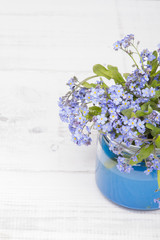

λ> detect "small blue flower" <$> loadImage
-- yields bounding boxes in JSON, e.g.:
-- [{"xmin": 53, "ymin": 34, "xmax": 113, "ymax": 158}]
[
  {"xmin": 76, "ymin": 114, "xmax": 86, "ymax": 124},
  {"xmin": 102, "ymin": 122, "xmax": 113, "ymax": 132},
  {"xmin": 121, "ymin": 125, "xmax": 130, "ymax": 135},
  {"xmin": 129, "ymin": 83, "xmax": 136, "ymax": 91},
  {"xmin": 142, "ymin": 74, "xmax": 149, "ymax": 82},
  {"xmin": 112, "ymin": 96, "xmax": 122, "ymax": 105},
  {"xmin": 155, "ymin": 114, "xmax": 160, "ymax": 124},
  {"xmin": 113, "ymin": 41, "xmax": 121, "ymax": 50},
  {"xmin": 67, "ymin": 78, "xmax": 75, "ymax": 89},
  {"xmin": 122, "ymin": 116, "xmax": 129, "ymax": 125},
  {"xmin": 115, "ymin": 86, "xmax": 124, "ymax": 96},
  {"xmin": 144, "ymin": 167, "xmax": 153, "ymax": 175},
  {"xmin": 81, "ymin": 107, "xmax": 89, "ymax": 116},
  {"xmin": 142, "ymin": 88, "xmax": 150, "ymax": 98},
  {"xmin": 94, "ymin": 122, "xmax": 102, "ymax": 131},
  {"xmin": 131, "ymin": 155, "xmax": 138, "ymax": 162},
  {"xmin": 149, "ymin": 87, "xmax": 155, "ymax": 97},
  {"xmin": 110, "ymin": 113, "xmax": 118, "ymax": 121},
  {"xmin": 128, "ymin": 118, "xmax": 137, "ymax": 128},
  {"xmin": 154, "ymin": 198, "xmax": 160, "ymax": 208},
  {"xmin": 124, "ymin": 165, "xmax": 132, "ymax": 173},
  {"xmin": 147, "ymin": 53, "xmax": 156, "ymax": 62},
  {"xmin": 97, "ymin": 114, "xmax": 107, "ymax": 124},
  {"xmin": 108, "ymin": 108, "xmax": 117, "ymax": 114},
  {"xmin": 152, "ymin": 158, "xmax": 160, "ymax": 170},
  {"xmin": 126, "ymin": 93, "xmax": 133, "ymax": 100}
]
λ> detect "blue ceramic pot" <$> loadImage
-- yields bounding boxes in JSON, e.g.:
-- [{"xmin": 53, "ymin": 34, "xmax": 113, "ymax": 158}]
[{"xmin": 96, "ymin": 134, "xmax": 160, "ymax": 210}]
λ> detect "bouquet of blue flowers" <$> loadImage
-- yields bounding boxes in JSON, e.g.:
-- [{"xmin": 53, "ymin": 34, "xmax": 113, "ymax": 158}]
[{"xmin": 59, "ymin": 34, "xmax": 160, "ymax": 180}]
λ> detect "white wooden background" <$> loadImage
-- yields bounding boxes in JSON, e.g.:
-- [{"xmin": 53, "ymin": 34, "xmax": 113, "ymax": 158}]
[{"xmin": 0, "ymin": 0, "xmax": 160, "ymax": 239}]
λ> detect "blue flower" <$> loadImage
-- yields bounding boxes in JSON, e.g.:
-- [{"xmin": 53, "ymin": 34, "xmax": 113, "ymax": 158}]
[
  {"xmin": 142, "ymin": 88, "xmax": 150, "ymax": 98},
  {"xmin": 122, "ymin": 116, "xmax": 129, "ymax": 125},
  {"xmin": 102, "ymin": 123, "xmax": 113, "ymax": 132},
  {"xmin": 85, "ymin": 92, "xmax": 93, "ymax": 102},
  {"xmin": 144, "ymin": 167, "xmax": 153, "ymax": 175},
  {"xmin": 142, "ymin": 74, "xmax": 149, "ymax": 82},
  {"xmin": 154, "ymin": 198, "xmax": 160, "ymax": 208},
  {"xmin": 149, "ymin": 87, "xmax": 155, "ymax": 97},
  {"xmin": 121, "ymin": 125, "xmax": 130, "ymax": 135},
  {"xmin": 110, "ymin": 113, "xmax": 118, "ymax": 122},
  {"xmin": 136, "ymin": 119, "xmax": 146, "ymax": 133},
  {"xmin": 155, "ymin": 114, "xmax": 160, "ymax": 124},
  {"xmin": 81, "ymin": 107, "xmax": 89, "ymax": 116},
  {"xmin": 112, "ymin": 96, "xmax": 122, "ymax": 105},
  {"xmin": 76, "ymin": 114, "xmax": 86, "ymax": 124},
  {"xmin": 147, "ymin": 53, "xmax": 156, "ymax": 62},
  {"xmin": 97, "ymin": 114, "xmax": 107, "ymax": 124},
  {"xmin": 128, "ymin": 118, "xmax": 137, "ymax": 128},
  {"xmin": 94, "ymin": 122, "xmax": 102, "ymax": 131},
  {"xmin": 108, "ymin": 108, "xmax": 116, "ymax": 114},
  {"xmin": 152, "ymin": 158, "xmax": 160, "ymax": 170},
  {"xmin": 115, "ymin": 85, "xmax": 124, "ymax": 96},
  {"xmin": 67, "ymin": 78, "xmax": 76, "ymax": 89},
  {"xmin": 131, "ymin": 155, "xmax": 138, "ymax": 162},
  {"xmin": 113, "ymin": 41, "xmax": 121, "ymax": 50},
  {"xmin": 129, "ymin": 83, "xmax": 136, "ymax": 91}
]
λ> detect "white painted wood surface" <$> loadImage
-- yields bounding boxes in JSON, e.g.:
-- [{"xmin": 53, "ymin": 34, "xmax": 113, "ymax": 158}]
[{"xmin": 0, "ymin": 0, "xmax": 160, "ymax": 239}]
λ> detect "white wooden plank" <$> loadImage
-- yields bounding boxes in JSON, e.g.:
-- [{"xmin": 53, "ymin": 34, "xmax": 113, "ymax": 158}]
[{"xmin": 0, "ymin": 172, "xmax": 158, "ymax": 240}]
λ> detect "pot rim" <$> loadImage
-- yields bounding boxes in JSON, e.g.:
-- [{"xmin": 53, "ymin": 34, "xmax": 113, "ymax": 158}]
[{"xmin": 103, "ymin": 134, "xmax": 160, "ymax": 156}]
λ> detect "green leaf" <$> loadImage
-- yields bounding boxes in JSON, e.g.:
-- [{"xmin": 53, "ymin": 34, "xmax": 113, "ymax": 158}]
[
  {"xmin": 129, "ymin": 155, "xmax": 144, "ymax": 166},
  {"xmin": 93, "ymin": 64, "xmax": 112, "ymax": 79},
  {"xmin": 123, "ymin": 73, "xmax": 130, "ymax": 79},
  {"xmin": 121, "ymin": 108, "xmax": 134, "ymax": 119},
  {"xmin": 136, "ymin": 105, "xmax": 152, "ymax": 117},
  {"xmin": 137, "ymin": 144, "xmax": 154, "ymax": 162},
  {"xmin": 93, "ymin": 64, "xmax": 125, "ymax": 86},
  {"xmin": 131, "ymin": 112, "xmax": 137, "ymax": 118},
  {"xmin": 140, "ymin": 101, "xmax": 159, "ymax": 111},
  {"xmin": 88, "ymin": 106, "xmax": 101, "ymax": 116},
  {"xmin": 129, "ymin": 144, "xmax": 154, "ymax": 166},
  {"xmin": 151, "ymin": 90, "xmax": 160, "ymax": 101},
  {"xmin": 81, "ymin": 82, "xmax": 96, "ymax": 88},
  {"xmin": 150, "ymin": 51, "xmax": 159, "ymax": 76},
  {"xmin": 151, "ymin": 70, "xmax": 160, "ymax": 78},
  {"xmin": 150, "ymin": 80, "xmax": 160, "ymax": 88},
  {"xmin": 155, "ymin": 135, "xmax": 160, "ymax": 148},
  {"xmin": 146, "ymin": 123, "xmax": 160, "ymax": 137},
  {"xmin": 107, "ymin": 65, "xmax": 125, "ymax": 86}
]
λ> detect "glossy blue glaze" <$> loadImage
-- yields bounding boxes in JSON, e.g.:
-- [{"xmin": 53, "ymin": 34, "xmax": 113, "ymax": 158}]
[{"xmin": 95, "ymin": 135, "xmax": 160, "ymax": 210}]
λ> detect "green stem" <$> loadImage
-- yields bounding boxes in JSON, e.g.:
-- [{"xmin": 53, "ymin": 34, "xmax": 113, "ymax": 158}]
[
  {"xmin": 131, "ymin": 43, "xmax": 145, "ymax": 70},
  {"xmin": 78, "ymin": 75, "xmax": 98, "ymax": 88},
  {"xmin": 67, "ymin": 75, "xmax": 98, "ymax": 99},
  {"xmin": 121, "ymin": 48, "xmax": 139, "ymax": 69},
  {"xmin": 135, "ymin": 137, "xmax": 155, "ymax": 142}
]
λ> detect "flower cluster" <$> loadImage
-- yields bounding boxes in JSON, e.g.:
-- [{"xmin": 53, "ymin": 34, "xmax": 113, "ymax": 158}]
[{"xmin": 59, "ymin": 34, "xmax": 160, "ymax": 180}]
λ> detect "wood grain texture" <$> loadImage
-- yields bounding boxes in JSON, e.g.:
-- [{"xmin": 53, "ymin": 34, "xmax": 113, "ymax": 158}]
[{"xmin": 0, "ymin": 0, "xmax": 160, "ymax": 239}]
